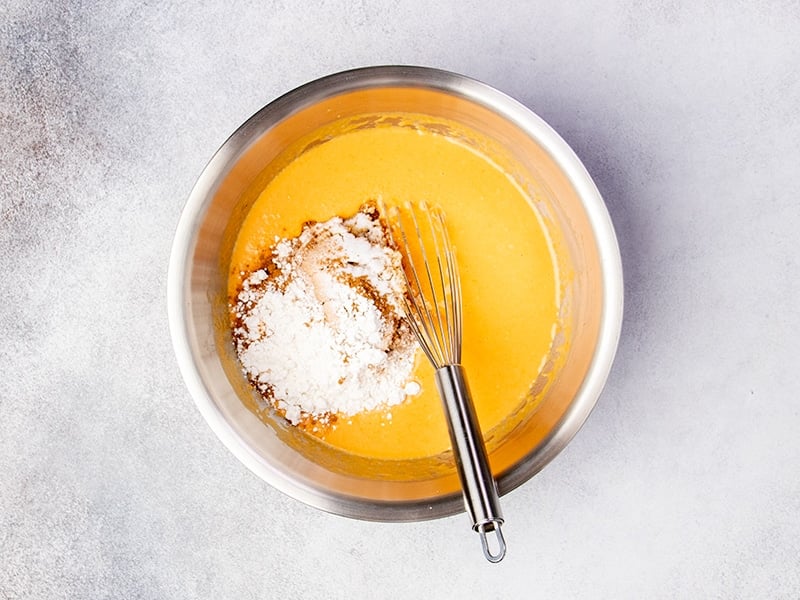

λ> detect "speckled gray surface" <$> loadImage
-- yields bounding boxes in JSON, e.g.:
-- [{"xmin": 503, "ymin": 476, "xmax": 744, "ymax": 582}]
[{"xmin": 2, "ymin": 2, "xmax": 799, "ymax": 598}]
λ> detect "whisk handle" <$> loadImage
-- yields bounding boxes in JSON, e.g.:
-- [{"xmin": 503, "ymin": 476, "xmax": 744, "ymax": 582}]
[{"xmin": 435, "ymin": 364, "xmax": 506, "ymax": 563}]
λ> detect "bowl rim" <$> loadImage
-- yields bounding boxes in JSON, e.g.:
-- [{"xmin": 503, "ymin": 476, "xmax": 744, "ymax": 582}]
[{"xmin": 167, "ymin": 65, "xmax": 624, "ymax": 521}]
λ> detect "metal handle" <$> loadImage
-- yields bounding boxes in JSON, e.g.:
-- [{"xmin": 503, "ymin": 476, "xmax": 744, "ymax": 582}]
[{"xmin": 434, "ymin": 364, "xmax": 506, "ymax": 563}]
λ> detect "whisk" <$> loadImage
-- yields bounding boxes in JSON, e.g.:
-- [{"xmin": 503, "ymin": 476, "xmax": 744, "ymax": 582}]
[{"xmin": 387, "ymin": 201, "xmax": 506, "ymax": 563}]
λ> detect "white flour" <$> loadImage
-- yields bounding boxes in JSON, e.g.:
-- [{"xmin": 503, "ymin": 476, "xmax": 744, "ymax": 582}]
[{"xmin": 231, "ymin": 203, "xmax": 417, "ymax": 426}]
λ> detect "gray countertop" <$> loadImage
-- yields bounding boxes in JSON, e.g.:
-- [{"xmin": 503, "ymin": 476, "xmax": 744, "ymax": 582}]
[{"xmin": 2, "ymin": 2, "xmax": 799, "ymax": 598}]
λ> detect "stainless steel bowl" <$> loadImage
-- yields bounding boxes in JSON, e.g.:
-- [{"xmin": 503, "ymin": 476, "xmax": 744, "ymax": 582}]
[{"xmin": 168, "ymin": 66, "xmax": 623, "ymax": 521}]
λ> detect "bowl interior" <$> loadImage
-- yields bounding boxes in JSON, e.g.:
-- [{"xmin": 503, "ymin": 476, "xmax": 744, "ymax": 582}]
[{"xmin": 170, "ymin": 68, "xmax": 621, "ymax": 521}]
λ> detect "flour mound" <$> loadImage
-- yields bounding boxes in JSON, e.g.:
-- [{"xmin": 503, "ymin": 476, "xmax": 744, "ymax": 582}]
[{"xmin": 231, "ymin": 202, "xmax": 416, "ymax": 426}]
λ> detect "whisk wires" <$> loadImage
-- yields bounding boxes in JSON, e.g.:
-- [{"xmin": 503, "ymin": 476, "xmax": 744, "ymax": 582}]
[{"xmin": 388, "ymin": 201, "xmax": 462, "ymax": 369}]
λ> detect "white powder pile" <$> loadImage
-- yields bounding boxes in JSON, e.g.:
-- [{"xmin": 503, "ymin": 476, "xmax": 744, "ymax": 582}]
[{"xmin": 231, "ymin": 202, "xmax": 418, "ymax": 427}]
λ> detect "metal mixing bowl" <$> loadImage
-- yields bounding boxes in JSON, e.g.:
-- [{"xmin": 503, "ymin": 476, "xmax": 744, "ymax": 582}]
[{"xmin": 168, "ymin": 66, "xmax": 623, "ymax": 521}]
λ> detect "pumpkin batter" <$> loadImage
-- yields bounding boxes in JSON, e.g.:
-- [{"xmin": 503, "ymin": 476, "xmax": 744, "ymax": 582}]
[{"xmin": 228, "ymin": 114, "xmax": 560, "ymax": 460}]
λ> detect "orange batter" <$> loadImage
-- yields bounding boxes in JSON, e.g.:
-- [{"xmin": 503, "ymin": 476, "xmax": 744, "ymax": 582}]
[{"xmin": 228, "ymin": 114, "xmax": 560, "ymax": 460}]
